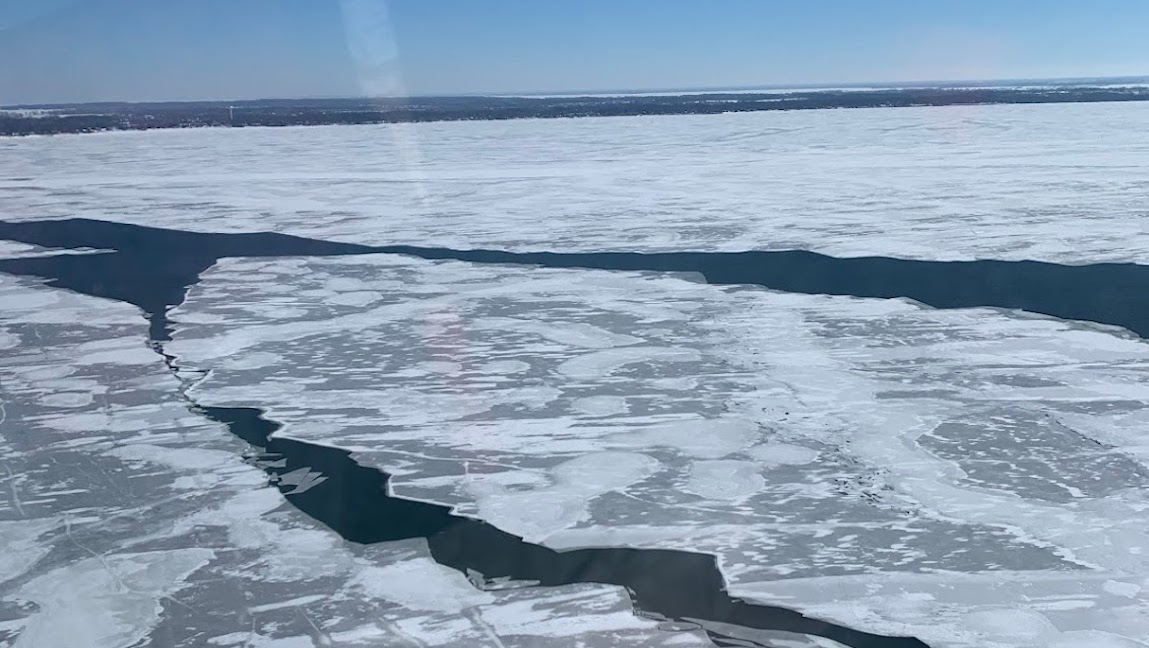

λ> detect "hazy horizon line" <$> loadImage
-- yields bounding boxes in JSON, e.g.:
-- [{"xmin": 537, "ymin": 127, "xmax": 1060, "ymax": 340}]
[{"xmin": 6, "ymin": 73, "xmax": 1148, "ymax": 109}]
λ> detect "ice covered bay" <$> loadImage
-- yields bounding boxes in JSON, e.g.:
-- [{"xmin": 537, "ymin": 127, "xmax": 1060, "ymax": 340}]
[
  {"xmin": 6, "ymin": 97, "xmax": 1149, "ymax": 646},
  {"xmin": 3, "ymin": 101, "xmax": 1149, "ymax": 263}
]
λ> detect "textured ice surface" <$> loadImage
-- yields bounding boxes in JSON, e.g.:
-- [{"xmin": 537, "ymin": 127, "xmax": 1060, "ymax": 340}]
[
  {"xmin": 3, "ymin": 102, "xmax": 1149, "ymax": 263},
  {"xmin": 0, "ymin": 275, "xmax": 711, "ymax": 647},
  {"xmin": 166, "ymin": 253, "xmax": 1149, "ymax": 647},
  {"xmin": 7, "ymin": 100, "xmax": 1149, "ymax": 646}
]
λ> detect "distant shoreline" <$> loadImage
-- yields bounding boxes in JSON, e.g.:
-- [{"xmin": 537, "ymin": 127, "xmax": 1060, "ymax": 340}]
[{"xmin": 3, "ymin": 85, "xmax": 1148, "ymax": 137}]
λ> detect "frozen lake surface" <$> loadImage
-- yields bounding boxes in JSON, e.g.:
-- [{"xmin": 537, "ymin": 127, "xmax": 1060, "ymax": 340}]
[
  {"xmin": 4, "ymin": 101, "xmax": 1149, "ymax": 647},
  {"xmin": 2, "ymin": 101, "xmax": 1149, "ymax": 263}
]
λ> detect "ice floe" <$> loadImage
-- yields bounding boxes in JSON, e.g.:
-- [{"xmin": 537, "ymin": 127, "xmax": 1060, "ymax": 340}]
[{"xmin": 163, "ymin": 252, "xmax": 1149, "ymax": 647}]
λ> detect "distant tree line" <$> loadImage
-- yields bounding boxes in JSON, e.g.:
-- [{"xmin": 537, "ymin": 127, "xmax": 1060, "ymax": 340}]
[{"xmin": 3, "ymin": 87, "xmax": 1148, "ymax": 136}]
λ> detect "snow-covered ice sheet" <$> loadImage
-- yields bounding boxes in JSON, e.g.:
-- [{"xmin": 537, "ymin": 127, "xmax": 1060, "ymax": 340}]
[
  {"xmin": 3, "ymin": 101, "xmax": 1149, "ymax": 263},
  {"xmin": 0, "ymin": 274, "xmax": 712, "ymax": 648},
  {"xmin": 7, "ymin": 98, "xmax": 1149, "ymax": 647},
  {"xmin": 165, "ymin": 253, "xmax": 1149, "ymax": 647}
]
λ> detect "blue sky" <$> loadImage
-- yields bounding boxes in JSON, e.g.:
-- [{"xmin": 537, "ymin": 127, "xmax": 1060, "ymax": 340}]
[{"xmin": 2, "ymin": 0, "xmax": 1149, "ymax": 104}]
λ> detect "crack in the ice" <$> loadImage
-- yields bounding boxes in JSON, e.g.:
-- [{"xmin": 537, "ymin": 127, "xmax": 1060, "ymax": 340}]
[
  {"xmin": 0, "ymin": 217, "xmax": 1026, "ymax": 647},
  {"xmin": 5, "ymin": 218, "xmax": 1149, "ymax": 337}
]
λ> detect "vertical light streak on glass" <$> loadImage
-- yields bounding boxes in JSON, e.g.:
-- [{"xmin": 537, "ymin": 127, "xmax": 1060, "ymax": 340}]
[{"xmin": 339, "ymin": 0, "xmax": 429, "ymax": 201}]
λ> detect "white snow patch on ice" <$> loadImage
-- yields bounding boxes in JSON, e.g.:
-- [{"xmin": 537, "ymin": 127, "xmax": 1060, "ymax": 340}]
[
  {"xmin": 745, "ymin": 443, "xmax": 820, "ymax": 466},
  {"xmin": 108, "ymin": 444, "xmax": 237, "ymax": 473},
  {"xmin": 478, "ymin": 359, "xmax": 531, "ymax": 374},
  {"xmin": 476, "ymin": 317, "xmax": 643, "ymax": 348},
  {"xmin": 38, "ymin": 391, "xmax": 94, "ymax": 408},
  {"xmin": 614, "ymin": 418, "xmax": 761, "ymax": 459},
  {"xmin": 0, "ymin": 519, "xmax": 57, "ymax": 585},
  {"xmin": 571, "ymin": 395, "xmax": 630, "ymax": 417},
  {"xmin": 351, "ymin": 557, "xmax": 495, "ymax": 613},
  {"xmin": 326, "ymin": 291, "xmax": 380, "ymax": 307},
  {"xmin": 13, "ymin": 550, "xmax": 213, "ymax": 648},
  {"xmin": 684, "ymin": 460, "xmax": 766, "ymax": 501},
  {"xmin": 478, "ymin": 587, "xmax": 663, "ymax": 638},
  {"xmin": 557, "ymin": 346, "xmax": 701, "ymax": 379},
  {"xmin": 0, "ymin": 330, "xmax": 18, "ymax": 350},
  {"xmin": 468, "ymin": 452, "xmax": 660, "ymax": 542}
]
